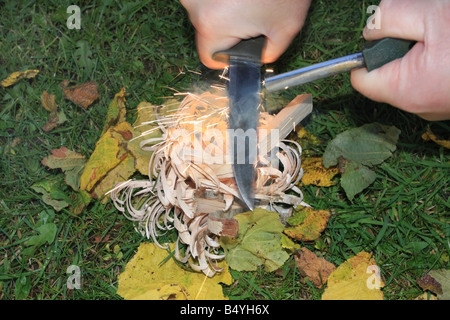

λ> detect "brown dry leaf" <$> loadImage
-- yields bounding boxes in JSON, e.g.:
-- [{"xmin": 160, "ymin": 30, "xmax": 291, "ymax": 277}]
[
  {"xmin": 422, "ymin": 126, "xmax": 450, "ymax": 149},
  {"xmin": 117, "ymin": 242, "xmax": 233, "ymax": 300},
  {"xmin": 40, "ymin": 91, "xmax": 66, "ymax": 132},
  {"xmin": 322, "ymin": 251, "xmax": 384, "ymax": 300},
  {"xmin": 284, "ymin": 206, "xmax": 331, "ymax": 241},
  {"xmin": 41, "ymin": 90, "xmax": 57, "ymax": 113},
  {"xmin": 294, "ymin": 247, "xmax": 336, "ymax": 288},
  {"xmin": 301, "ymin": 157, "xmax": 339, "ymax": 187},
  {"xmin": 417, "ymin": 274, "xmax": 443, "ymax": 295},
  {"xmin": 62, "ymin": 80, "xmax": 99, "ymax": 109},
  {"xmin": 1, "ymin": 69, "xmax": 39, "ymax": 87}
]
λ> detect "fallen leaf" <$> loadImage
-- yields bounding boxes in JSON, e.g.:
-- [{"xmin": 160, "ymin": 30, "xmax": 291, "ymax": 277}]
[
  {"xmin": 417, "ymin": 274, "xmax": 443, "ymax": 295},
  {"xmin": 339, "ymin": 159, "xmax": 377, "ymax": 201},
  {"xmin": 91, "ymin": 152, "xmax": 135, "ymax": 200},
  {"xmin": 126, "ymin": 101, "xmax": 164, "ymax": 176},
  {"xmin": 422, "ymin": 126, "xmax": 450, "ymax": 149},
  {"xmin": 80, "ymin": 126, "xmax": 123, "ymax": 192},
  {"xmin": 220, "ymin": 209, "xmax": 289, "ymax": 272},
  {"xmin": 62, "ymin": 80, "xmax": 99, "ymax": 109},
  {"xmin": 414, "ymin": 292, "xmax": 438, "ymax": 300},
  {"xmin": 300, "ymin": 157, "xmax": 339, "ymax": 187},
  {"xmin": 117, "ymin": 242, "xmax": 233, "ymax": 300},
  {"xmin": 80, "ymin": 122, "xmax": 136, "ymax": 198},
  {"xmin": 294, "ymin": 247, "xmax": 336, "ymax": 288},
  {"xmin": 420, "ymin": 270, "xmax": 450, "ymax": 300},
  {"xmin": 41, "ymin": 147, "xmax": 87, "ymax": 191},
  {"xmin": 40, "ymin": 90, "xmax": 57, "ymax": 113},
  {"xmin": 69, "ymin": 190, "xmax": 92, "ymax": 215},
  {"xmin": 296, "ymin": 125, "xmax": 322, "ymax": 151},
  {"xmin": 323, "ymin": 123, "xmax": 400, "ymax": 168},
  {"xmin": 40, "ymin": 91, "xmax": 67, "ymax": 132},
  {"xmin": 1, "ymin": 69, "xmax": 39, "ymax": 87},
  {"xmin": 284, "ymin": 206, "xmax": 331, "ymax": 242},
  {"xmin": 322, "ymin": 251, "xmax": 384, "ymax": 300},
  {"xmin": 93, "ymin": 234, "xmax": 111, "ymax": 243},
  {"xmin": 31, "ymin": 179, "xmax": 70, "ymax": 212},
  {"xmin": 101, "ymin": 87, "xmax": 127, "ymax": 135},
  {"xmin": 280, "ymin": 233, "xmax": 301, "ymax": 253},
  {"xmin": 24, "ymin": 223, "xmax": 57, "ymax": 247}
]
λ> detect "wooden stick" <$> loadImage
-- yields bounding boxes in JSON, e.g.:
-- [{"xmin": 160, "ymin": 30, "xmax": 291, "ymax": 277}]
[{"xmin": 258, "ymin": 94, "xmax": 312, "ymax": 154}]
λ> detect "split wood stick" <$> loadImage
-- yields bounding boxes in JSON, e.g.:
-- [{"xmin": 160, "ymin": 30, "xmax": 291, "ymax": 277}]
[{"xmin": 258, "ymin": 94, "xmax": 312, "ymax": 154}]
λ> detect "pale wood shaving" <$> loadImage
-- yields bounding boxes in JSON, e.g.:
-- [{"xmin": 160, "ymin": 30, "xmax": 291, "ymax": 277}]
[{"xmin": 111, "ymin": 92, "xmax": 312, "ymax": 276}]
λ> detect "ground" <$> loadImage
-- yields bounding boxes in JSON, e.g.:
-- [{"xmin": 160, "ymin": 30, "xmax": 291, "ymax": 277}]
[{"xmin": 0, "ymin": 0, "xmax": 449, "ymax": 300}]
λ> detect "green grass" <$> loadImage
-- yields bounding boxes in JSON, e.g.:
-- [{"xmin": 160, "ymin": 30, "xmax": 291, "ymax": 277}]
[{"xmin": 1, "ymin": 0, "xmax": 449, "ymax": 300}]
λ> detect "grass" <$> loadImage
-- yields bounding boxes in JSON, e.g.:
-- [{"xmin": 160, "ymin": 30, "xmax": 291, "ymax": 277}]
[{"xmin": 1, "ymin": 0, "xmax": 449, "ymax": 300}]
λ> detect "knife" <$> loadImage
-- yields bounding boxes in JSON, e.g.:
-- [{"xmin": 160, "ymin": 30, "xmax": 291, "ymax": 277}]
[
  {"xmin": 213, "ymin": 36, "xmax": 266, "ymax": 211},
  {"xmin": 212, "ymin": 37, "xmax": 413, "ymax": 211},
  {"xmin": 265, "ymin": 37, "xmax": 416, "ymax": 92}
]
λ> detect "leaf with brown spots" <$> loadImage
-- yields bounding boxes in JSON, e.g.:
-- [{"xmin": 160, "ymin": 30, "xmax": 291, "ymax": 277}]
[
  {"xmin": 284, "ymin": 206, "xmax": 331, "ymax": 242},
  {"xmin": 80, "ymin": 122, "xmax": 136, "ymax": 198},
  {"xmin": 300, "ymin": 157, "xmax": 339, "ymax": 187},
  {"xmin": 41, "ymin": 146, "xmax": 87, "ymax": 191},
  {"xmin": 1, "ymin": 69, "xmax": 39, "ymax": 87}
]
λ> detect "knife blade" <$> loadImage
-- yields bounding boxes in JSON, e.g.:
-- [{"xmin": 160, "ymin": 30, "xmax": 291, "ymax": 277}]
[{"xmin": 213, "ymin": 36, "xmax": 266, "ymax": 210}]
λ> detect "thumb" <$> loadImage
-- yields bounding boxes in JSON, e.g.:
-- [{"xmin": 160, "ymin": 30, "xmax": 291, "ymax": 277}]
[{"xmin": 351, "ymin": 41, "xmax": 427, "ymax": 114}]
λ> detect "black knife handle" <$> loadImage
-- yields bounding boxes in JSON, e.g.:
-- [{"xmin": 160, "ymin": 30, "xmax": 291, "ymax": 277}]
[
  {"xmin": 363, "ymin": 37, "xmax": 416, "ymax": 72},
  {"xmin": 213, "ymin": 35, "xmax": 266, "ymax": 64}
]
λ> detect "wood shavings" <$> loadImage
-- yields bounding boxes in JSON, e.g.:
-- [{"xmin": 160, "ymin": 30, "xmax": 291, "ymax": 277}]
[{"xmin": 111, "ymin": 92, "xmax": 312, "ymax": 276}]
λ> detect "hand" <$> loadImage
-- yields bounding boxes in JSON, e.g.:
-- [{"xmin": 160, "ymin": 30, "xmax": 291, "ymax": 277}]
[
  {"xmin": 180, "ymin": 0, "xmax": 311, "ymax": 69},
  {"xmin": 351, "ymin": 0, "xmax": 450, "ymax": 121}
]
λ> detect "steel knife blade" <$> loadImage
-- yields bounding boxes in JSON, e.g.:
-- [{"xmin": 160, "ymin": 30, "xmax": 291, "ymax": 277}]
[{"xmin": 213, "ymin": 36, "xmax": 265, "ymax": 210}]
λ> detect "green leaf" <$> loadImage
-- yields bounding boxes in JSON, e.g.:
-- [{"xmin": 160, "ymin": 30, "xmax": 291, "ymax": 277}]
[
  {"xmin": 74, "ymin": 40, "xmax": 94, "ymax": 78},
  {"xmin": 69, "ymin": 190, "xmax": 92, "ymax": 215},
  {"xmin": 41, "ymin": 147, "xmax": 87, "ymax": 191},
  {"xmin": 31, "ymin": 179, "xmax": 70, "ymax": 211},
  {"xmin": 14, "ymin": 276, "xmax": 31, "ymax": 300},
  {"xmin": 24, "ymin": 223, "xmax": 57, "ymax": 247},
  {"xmin": 220, "ymin": 209, "xmax": 289, "ymax": 272},
  {"xmin": 323, "ymin": 123, "xmax": 400, "ymax": 168},
  {"xmin": 340, "ymin": 160, "xmax": 377, "ymax": 200}
]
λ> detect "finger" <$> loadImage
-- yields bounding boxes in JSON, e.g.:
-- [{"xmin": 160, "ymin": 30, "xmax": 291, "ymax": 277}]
[
  {"xmin": 350, "ymin": 42, "xmax": 425, "ymax": 111},
  {"xmin": 363, "ymin": 0, "xmax": 427, "ymax": 41},
  {"xmin": 262, "ymin": 28, "xmax": 299, "ymax": 64},
  {"xmin": 195, "ymin": 33, "xmax": 241, "ymax": 69}
]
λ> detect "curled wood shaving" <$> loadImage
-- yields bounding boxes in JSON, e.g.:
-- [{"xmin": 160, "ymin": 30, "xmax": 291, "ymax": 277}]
[{"xmin": 111, "ymin": 92, "xmax": 307, "ymax": 276}]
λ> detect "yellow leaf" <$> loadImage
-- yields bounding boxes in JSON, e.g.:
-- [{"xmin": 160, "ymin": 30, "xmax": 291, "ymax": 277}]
[
  {"xmin": 1, "ymin": 69, "xmax": 39, "ymax": 87},
  {"xmin": 101, "ymin": 87, "xmax": 127, "ymax": 135},
  {"xmin": 284, "ymin": 206, "xmax": 331, "ymax": 241},
  {"xmin": 80, "ymin": 122, "xmax": 135, "ymax": 193},
  {"xmin": 296, "ymin": 125, "xmax": 322, "ymax": 153},
  {"xmin": 422, "ymin": 126, "xmax": 450, "ymax": 149},
  {"xmin": 322, "ymin": 251, "xmax": 384, "ymax": 300},
  {"xmin": 127, "ymin": 102, "xmax": 164, "ymax": 176},
  {"xmin": 301, "ymin": 157, "xmax": 339, "ymax": 187},
  {"xmin": 92, "ymin": 153, "xmax": 136, "ymax": 200},
  {"xmin": 117, "ymin": 242, "xmax": 233, "ymax": 300}
]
